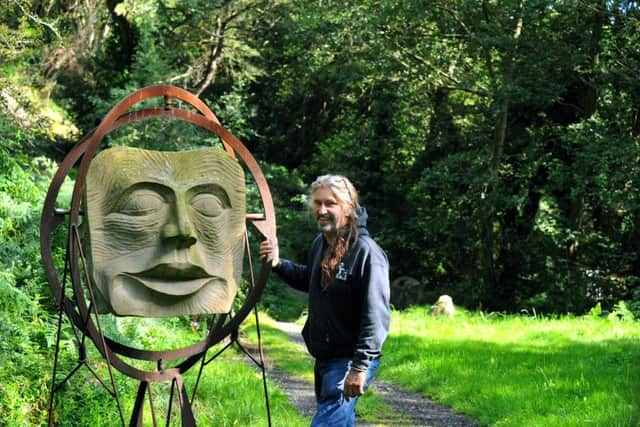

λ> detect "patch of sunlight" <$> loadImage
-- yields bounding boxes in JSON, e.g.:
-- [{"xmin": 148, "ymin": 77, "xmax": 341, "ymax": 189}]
[
  {"xmin": 30, "ymin": 90, "xmax": 80, "ymax": 140},
  {"xmin": 3, "ymin": 72, "xmax": 80, "ymax": 140}
]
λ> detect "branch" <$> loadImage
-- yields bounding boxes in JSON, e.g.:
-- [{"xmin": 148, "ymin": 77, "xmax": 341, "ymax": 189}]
[
  {"xmin": 165, "ymin": 67, "xmax": 194, "ymax": 83},
  {"xmin": 434, "ymin": 4, "xmax": 472, "ymax": 35},
  {"xmin": 481, "ymin": 0, "xmax": 495, "ymax": 81},
  {"xmin": 223, "ymin": 3, "xmax": 256, "ymax": 25},
  {"xmin": 392, "ymin": 38, "xmax": 489, "ymax": 96},
  {"xmin": 441, "ymin": 85, "xmax": 490, "ymax": 97},
  {"xmin": 12, "ymin": 0, "xmax": 61, "ymax": 39},
  {"xmin": 194, "ymin": 17, "xmax": 225, "ymax": 96},
  {"xmin": 193, "ymin": 0, "xmax": 267, "ymax": 95}
]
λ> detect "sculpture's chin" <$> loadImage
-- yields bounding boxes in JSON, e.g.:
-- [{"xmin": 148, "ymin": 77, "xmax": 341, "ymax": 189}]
[{"xmin": 106, "ymin": 275, "xmax": 236, "ymax": 317}]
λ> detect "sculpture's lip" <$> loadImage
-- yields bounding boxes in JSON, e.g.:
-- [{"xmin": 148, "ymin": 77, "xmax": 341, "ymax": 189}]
[
  {"xmin": 123, "ymin": 263, "xmax": 217, "ymax": 296},
  {"xmin": 134, "ymin": 263, "xmax": 211, "ymax": 280}
]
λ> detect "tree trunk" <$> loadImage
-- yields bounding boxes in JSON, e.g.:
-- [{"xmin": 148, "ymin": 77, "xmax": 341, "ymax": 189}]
[
  {"xmin": 478, "ymin": 0, "xmax": 523, "ymax": 307},
  {"xmin": 565, "ymin": 0, "xmax": 606, "ymax": 304},
  {"xmin": 105, "ymin": 0, "xmax": 138, "ymax": 72},
  {"xmin": 194, "ymin": 17, "xmax": 225, "ymax": 97}
]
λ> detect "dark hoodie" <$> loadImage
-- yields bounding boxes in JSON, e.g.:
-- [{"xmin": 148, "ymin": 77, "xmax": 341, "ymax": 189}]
[{"xmin": 274, "ymin": 207, "xmax": 390, "ymax": 371}]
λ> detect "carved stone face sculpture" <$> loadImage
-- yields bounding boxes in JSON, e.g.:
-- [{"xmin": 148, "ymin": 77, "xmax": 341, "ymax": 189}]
[{"xmin": 83, "ymin": 146, "xmax": 246, "ymax": 317}]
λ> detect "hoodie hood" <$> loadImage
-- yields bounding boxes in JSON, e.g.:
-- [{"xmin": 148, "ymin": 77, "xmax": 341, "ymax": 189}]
[{"xmin": 356, "ymin": 206, "xmax": 369, "ymax": 236}]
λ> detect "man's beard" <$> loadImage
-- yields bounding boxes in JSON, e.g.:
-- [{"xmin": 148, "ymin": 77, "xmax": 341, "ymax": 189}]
[{"xmin": 317, "ymin": 214, "xmax": 337, "ymax": 234}]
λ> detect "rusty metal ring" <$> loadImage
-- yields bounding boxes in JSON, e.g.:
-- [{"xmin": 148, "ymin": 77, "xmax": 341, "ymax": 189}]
[{"xmin": 40, "ymin": 85, "xmax": 276, "ymax": 381}]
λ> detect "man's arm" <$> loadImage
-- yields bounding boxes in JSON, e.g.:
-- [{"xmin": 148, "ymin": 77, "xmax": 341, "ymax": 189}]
[
  {"xmin": 351, "ymin": 248, "xmax": 391, "ymax": 372},
  {"xmin": 259, "ymin": 239, "xmax": 310, "ymax": 292},
  {"xmin": 343, "ymin": 251, "xmax": 390, "ymax": 399}
]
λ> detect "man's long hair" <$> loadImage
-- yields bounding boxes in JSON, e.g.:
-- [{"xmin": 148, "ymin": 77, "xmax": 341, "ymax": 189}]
[{"xmin": 310, "ymin": 175, "xmax": 360, "ymax": 287}]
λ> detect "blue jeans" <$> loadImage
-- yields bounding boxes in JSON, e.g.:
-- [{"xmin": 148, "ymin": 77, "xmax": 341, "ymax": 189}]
[{"xmin": 310, "ymin": 357, "xmax": 380, "ymax": 427}]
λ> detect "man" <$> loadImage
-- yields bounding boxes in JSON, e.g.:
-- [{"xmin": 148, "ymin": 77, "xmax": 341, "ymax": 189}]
[{"xmin": 259, "ymin": 175, "xmax": 390, "ymax": 426}]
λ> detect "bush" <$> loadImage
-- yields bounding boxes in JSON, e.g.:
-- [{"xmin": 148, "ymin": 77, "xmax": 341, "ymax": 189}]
[{"xmin": 0, "ymin": 116, "xmax": 62, "ymax": 425}]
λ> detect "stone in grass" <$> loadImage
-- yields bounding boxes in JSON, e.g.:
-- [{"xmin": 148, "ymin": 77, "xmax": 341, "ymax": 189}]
[{"xmin": 429, "ymin": 295, "xmax": 456, "ymax": 317}]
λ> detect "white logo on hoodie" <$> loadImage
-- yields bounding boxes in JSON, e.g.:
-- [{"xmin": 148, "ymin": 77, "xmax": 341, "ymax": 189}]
[{"xmin": 335, "ymin": 262, "xmax": 348, "ymax": 281}]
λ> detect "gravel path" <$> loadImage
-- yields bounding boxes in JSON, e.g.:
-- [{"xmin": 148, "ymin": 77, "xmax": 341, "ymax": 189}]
[{"xmin": 259, "ymin": 321, "xmax": 479, "ymax": 427}]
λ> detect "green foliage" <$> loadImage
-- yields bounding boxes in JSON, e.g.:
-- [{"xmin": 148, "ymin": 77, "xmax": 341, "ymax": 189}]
[
  {"xmin": 0, "ymin": 1, "xmax": 49, "ymax": 63},
  {"xmin": 250, "ymin": 162, "xmax": 311, "ymax": 321},
  {"xmin": 609, "ymin": 301, "xmax": 635, "ymax": 322},
  {"xmin": 250, "ymin": 0, "xmax": 640, "ymax": 314},
  {"xmin": 588, "ymin": 302, "xmax": 603, "ymax": 318},
  {"xmin": 0, "ymin": 116, "xmax": 61, "ymax": 425},
  {"xmin": 3, "ymin": 0, "xmax": 640, "ymax": 316}
]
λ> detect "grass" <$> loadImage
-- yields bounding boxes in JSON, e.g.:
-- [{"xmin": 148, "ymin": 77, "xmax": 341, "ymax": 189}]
[
  {"xmin": 381, "ymin": 307, "xmax": 640, "ymax": 427},
  {"xmin": 186, "ymin": 350, "xmax": 306, "ymax": 427}
]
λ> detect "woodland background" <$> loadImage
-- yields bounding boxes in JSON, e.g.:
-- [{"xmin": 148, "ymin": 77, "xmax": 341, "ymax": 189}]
[{"xmin": 1, "ymin": 0, "xmax": 640, "ymax": 318}]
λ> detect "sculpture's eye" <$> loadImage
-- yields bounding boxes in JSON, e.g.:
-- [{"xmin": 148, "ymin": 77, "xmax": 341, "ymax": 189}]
[
  {"xmin": 191, "ymin": 193, "xmax": 225, "ymax": 217},
  {"xmin": 116, "ymin": 189, "xmax": 165, "ymax": 216}
]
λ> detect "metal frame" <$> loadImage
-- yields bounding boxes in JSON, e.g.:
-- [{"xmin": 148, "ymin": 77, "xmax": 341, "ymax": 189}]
[{"xmin": 40, "ymin": 85, "xmax": 277, "ymax": 426}]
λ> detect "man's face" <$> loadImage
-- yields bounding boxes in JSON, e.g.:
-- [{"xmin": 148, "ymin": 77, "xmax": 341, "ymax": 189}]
[
  {"xmin": 311, "ymin": 187, "xmax": 351, "ymax": 235},
  {"xmin": 84, "ymin": 147, "xmax": 246, "ymax": 317}
]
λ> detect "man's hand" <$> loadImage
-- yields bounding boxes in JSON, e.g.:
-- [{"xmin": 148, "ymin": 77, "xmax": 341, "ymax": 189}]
[
  {"xmin": 259, "ymin": 239, "xmax": 280, "ymax": 268},
  {"xmin": 343, "ymin": 369, "xmax": 366, "ymax": 400}
]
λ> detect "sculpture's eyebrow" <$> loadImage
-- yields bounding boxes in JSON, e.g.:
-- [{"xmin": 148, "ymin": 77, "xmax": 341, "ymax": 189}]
[
  {"xmin": 109, "ymin": 182, "xmax": 171, "ymax": 213},
  {"xmin": 187, "ymin": 183, "xmax": 232, "ymax": 208}
]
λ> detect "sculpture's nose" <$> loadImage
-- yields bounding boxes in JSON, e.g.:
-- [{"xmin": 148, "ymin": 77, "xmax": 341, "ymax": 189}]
[{"xmin": 162, "ymin": 195, "xmax": 197, "ymax": 248}]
